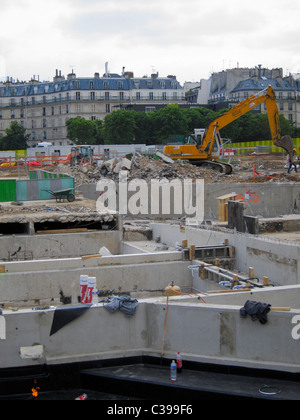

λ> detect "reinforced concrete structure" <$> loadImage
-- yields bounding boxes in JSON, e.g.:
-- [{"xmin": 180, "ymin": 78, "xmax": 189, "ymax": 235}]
[{"xmin": 0, "ymin": 172, "xmax": 300, "ymax": 399}]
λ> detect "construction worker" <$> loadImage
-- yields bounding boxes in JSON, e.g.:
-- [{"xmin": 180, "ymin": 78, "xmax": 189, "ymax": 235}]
[{"xmin": 287, "ymin": 148, "xmax": 298, "ymax": 174}]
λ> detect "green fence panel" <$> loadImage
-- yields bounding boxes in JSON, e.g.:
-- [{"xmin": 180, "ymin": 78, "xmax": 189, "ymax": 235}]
[{"xmin": 0, "ymin": 180, "xmax": 16, "ymax": 202}]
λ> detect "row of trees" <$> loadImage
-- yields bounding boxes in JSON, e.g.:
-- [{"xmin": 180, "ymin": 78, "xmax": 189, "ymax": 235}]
[
  {"xmin": 0, "ymin": 105, "xmax": 299, "ymax": 150},
  {"xmin": 66, "ymin": 105, "xmax": 299, "ymax": 145}
]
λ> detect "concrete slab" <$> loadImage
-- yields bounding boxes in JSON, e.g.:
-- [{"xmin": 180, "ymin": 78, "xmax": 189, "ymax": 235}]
[{"xmin": 81, "ymin": 363, "xmax": 300, "ymax": 400}]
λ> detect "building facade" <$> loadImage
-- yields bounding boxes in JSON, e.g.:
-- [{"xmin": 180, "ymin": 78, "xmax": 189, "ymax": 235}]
[
  {"xmin": 187, "ymin": 65, "xmax": 300, "ymax": 127},
  {"xmin": 230, "ymin": 75, "xmax": 297, "ymax": 124},
  {"xmin": 0, "ymin": 70, "xmax": 186, "ymax": 146}
]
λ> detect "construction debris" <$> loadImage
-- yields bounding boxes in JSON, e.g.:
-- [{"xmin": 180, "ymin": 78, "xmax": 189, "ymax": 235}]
[{"xmin": 49, "ymin": 152, "xmax": 300, "ymax": 186}]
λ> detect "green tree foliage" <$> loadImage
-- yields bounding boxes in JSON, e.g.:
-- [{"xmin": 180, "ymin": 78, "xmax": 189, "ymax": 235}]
[
  {"xmin": 102, "ymin": 110, "xmax": 136, "ymax": 144},
  {"xmin": 65, "ymin": 106, "xmax": 297, "ymax": 147},
  {"xmin": 66, "ymin": 117, "xmax": 104, "ymax": 145},
  {"xmin": 0, "ymin": 121, "xmax": 29, "ymax": 150},
  {"xmin": 152, "ymin": 105, "xmax": 189, "ymax": 140}
]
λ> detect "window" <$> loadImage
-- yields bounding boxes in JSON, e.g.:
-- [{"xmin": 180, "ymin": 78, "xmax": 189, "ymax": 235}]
[
  {"xmin": 280, "ymin": 103, "xmax": 284, "ymax": 111},
  {"xmin": 105, "ymin": 92, "xmax": 110, "ymax": 100},
  {"xmin": 147, "ymin": 81, "xmax": 153, "ymax": 89},
  {"xmin": 106, "ymin": 104, "xmax": 110, "ymax": 113},
  {"xmin": 90, "ymin": 81, "xmax": 94, "ymax": 89},
  {"xmin": 120, "ymin": 92, "xmax": 124, "ymax": 100},
  {"xmin": 118, "ymin": 81, "xmax": 123, "ymax": 89},
  {"xmin": 288, "ymin": 103, "xmax": 293, "ymax": 111},
  {"xmin": 136, "ymin": 92, "xmax": 141, "ymax": 100},
  {"xmin": 149, "ymin": 92, "xmax": 153, "ymax": 100},
  {"xmin": 162, "ymin": 92, "xmax": 167, "ymax": 100},
  {"xmin": 90, "ymin": 92, "xmax": 95, "ymax": 100},
  {"xmin": 75, "ymin": 81, "xmax": 80, "ymax": 89},
  {"xmin": 43, "ymin": 107, "xmax": 46, "ymax": 116},
  {"xmin": 145, "ymin": 106, "xmax": 156, "ymax": 113},
  {"xmin": 76, "ymin": 92, "xmax": 81, "ymax": 100}
]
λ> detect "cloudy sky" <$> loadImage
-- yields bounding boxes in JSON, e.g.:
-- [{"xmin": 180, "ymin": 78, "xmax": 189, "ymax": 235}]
[{"xmin": 0, "ymin": 0, "xmax": 299, "ymax": 84}]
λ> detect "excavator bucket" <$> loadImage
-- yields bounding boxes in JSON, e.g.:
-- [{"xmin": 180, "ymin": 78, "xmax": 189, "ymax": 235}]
[{"xmin": 274, "ymin": 135, "xmax": 294, "ymax": 162}]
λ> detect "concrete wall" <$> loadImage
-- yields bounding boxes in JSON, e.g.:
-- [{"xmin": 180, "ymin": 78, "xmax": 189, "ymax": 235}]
[
  {"xmin": 151, "ymin": 223, "xmax": 300, "ymax": 286},
  {"xmin": 1, "ymin": 295, "xmax": 300, "ymax": 373},
  {"xmin": 0, "ymin": 252, "xmax": 191, "ymax": 308},
  {"xmin": 0, "ymin": 231, "xmax": 122, "ymax": 261},
  {"xmin": 78, "ymin": 182, "xmax": 300, "ymax": 220},
  {"xmin": 205, "ymin": 182, "xmax": 300, "ymax": 219}
]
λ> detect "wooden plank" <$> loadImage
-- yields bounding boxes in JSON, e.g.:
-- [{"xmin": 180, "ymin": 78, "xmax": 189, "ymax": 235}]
[
  {"xmin": 217, "ymin": 193, "xmax": 238, "ymax": 200},
  {"xmin": 81, "ymin": 254, "xmax": 102, "ymax": 260}
]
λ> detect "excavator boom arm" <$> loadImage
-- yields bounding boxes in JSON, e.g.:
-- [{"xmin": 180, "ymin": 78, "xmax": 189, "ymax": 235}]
[{"xmin": 203, "ymin": 85, "xmax": 291, "ymax": 156}]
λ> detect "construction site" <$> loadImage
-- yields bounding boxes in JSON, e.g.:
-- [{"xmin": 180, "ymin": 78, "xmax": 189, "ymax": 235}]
[
  {"xmin": 0, "ymin": 145, "xmax": 300, "ymax": 401},
  {"xmin": 0, "ymin": 87, "xmax": 300, "ymax": 400}
]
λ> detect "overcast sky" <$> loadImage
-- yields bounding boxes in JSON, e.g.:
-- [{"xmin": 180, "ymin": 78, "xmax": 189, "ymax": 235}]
[{"xmin": 1, "ymin": 0, "xmax": 300, "ymax": 84}]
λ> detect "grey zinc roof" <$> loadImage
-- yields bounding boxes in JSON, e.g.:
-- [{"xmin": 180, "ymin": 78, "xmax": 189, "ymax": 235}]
[
  {"xmin": 231, "ymin": 77, "xmax": 296, "ymax": 93},
  {"xmin": 0, "ymin": 75, "xmax": 182, "ymax": 97}
]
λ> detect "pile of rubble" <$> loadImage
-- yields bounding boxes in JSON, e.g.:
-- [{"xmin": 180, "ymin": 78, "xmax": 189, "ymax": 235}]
[
  {"xmin": 56, "ymin": 153, "xmax": 230, "ymax": 185},
  {"xmin": 54, "ymin": 152, "xmax": 300, "ymax": 185}
]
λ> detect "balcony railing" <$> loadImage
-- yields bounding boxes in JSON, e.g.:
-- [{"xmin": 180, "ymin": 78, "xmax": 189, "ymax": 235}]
[{"xmin": 0, "ymin": 94, "xmax": 186, "ymax": 108}]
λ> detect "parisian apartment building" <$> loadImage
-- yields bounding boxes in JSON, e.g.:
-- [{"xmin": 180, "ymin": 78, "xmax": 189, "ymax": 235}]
[
  {"xmin": 1, "ymin": 64, "xmax": 300, "ymax": 147},
  {"xmin": 0, "ymin": 68, "xmax": 186, "ymax": 147},
  {"xmin": 187, "ymin": 65, "xmax": 300, "ymax": 127}
]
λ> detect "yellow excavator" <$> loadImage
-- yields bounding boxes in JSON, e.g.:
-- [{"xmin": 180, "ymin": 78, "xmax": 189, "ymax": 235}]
[{"xmin": 163, "ymin": 85, "xmax": 294, "ymax": 174}]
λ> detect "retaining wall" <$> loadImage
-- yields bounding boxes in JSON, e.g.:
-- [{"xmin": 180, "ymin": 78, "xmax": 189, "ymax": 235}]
[
  {"xmin": 0, "ymin": 231, "xmax": 122, "ymax": 261},
  {"xmin": 0, "ymin": 252, "xmax": 189, "ymax": 308},
  {"xmin": 78, "ymin": 182, "xmax": 300, "ymax": 220},
  {"xmin": 1, "ymin": 294, "xmax": 300, "ymax": 373}
]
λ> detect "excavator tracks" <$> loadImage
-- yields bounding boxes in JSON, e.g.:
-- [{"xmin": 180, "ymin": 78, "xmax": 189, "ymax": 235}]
[{"xmin": 190, "ymin": 160, "xmax": 233, "ymax": 175}]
